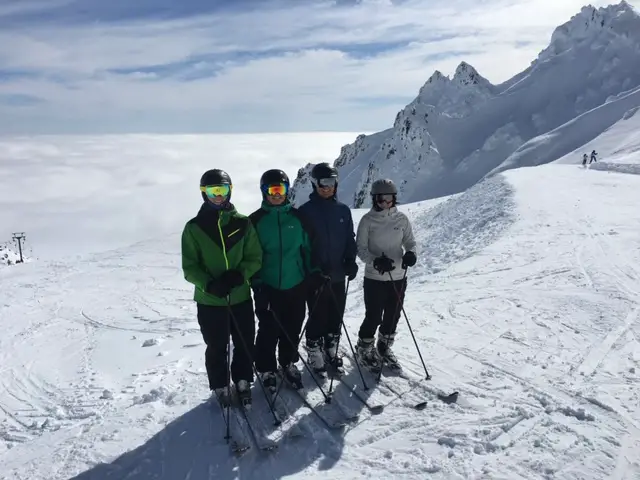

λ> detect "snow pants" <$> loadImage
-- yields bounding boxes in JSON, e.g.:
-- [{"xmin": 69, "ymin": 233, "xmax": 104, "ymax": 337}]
[
  {"xmin": 197, "ymin": 300, "xmax": 255, "ymax": 390},
  {"xmin": 358, "ymin": 277, "xmax": 407, "ymax": 340},
  {"xmin": 254, "ymin": 281, "xmax": 307, "ymax": 373},
  {"xmin": 305, "ymin": 279, "xmax": 346, "ymax": 345}
]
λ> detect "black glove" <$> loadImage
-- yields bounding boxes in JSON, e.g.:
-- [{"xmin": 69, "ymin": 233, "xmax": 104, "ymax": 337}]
[
  {"xmin": 402, "ymin": 251, "xmax": 417, "ymax": 269},
  {"xmin": 308, "ymin": 271, "xmax": 331, "ymax": 291},
  {"xmin": 373, "ymin": 255, "xmax": 395, "ymax": 274},
  {"xmin": 205, "ymin": 278, "xmax": 232, "ymax": 298},
  {"xmin": 220, "ymin": 269, "xmax": 244, "ymax": 288},
  {"xmin": 344, "ymin": 260, "xmax": 358, "ymax": 281}
]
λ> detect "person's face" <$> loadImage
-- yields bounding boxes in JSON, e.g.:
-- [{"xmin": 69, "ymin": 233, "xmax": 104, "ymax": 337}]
[
  {"xmin": 315, "ymin": 177, "xmax": 337, "ymax": 198},
  {"xmin": 201, "ymin": 184, "xmax": 231, "ymax": 205},
  {"xmin": 264, "ymin": 183, "xmax": 288, "ymax": 205},
  {"xmin": 375, "ymin": 193, "xmax": 394, "ymax": 209}
]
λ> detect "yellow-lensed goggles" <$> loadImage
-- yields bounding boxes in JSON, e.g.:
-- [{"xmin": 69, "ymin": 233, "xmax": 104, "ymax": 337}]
[
  {"xmin": 262, "ymin": 182, "xmax": 288, "ymax": 196},
  {"xmin": 200, "ymin": 184, "xmax": 232, "ymax": 197}
]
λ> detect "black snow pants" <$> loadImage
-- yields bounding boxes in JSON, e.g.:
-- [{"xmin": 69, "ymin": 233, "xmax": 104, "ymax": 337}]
[
  {"xmin": 357, "ymin": 277, "xmax": 407, "ymax": 340},
  {"xmin": 254, "ymin": 281, "xmax": 307, "ymax": 373},
  {"xmin": 197, "ymin": 300, "xmax": 255, "ymax": 390},
  {"xmin": 305, "ymin": 279, "xmax": 346, "ymax": 345}
]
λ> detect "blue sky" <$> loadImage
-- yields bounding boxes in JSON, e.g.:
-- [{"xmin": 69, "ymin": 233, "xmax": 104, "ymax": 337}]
[{"xmin": 0, "ymin": 0, "xmax": 637, "ymax": 134}]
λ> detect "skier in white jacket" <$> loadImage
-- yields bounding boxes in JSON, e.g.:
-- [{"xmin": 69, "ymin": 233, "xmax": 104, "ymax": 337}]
[{"xmin": 355, "ymin": 178, "xmax": 417, "ymax": 371}]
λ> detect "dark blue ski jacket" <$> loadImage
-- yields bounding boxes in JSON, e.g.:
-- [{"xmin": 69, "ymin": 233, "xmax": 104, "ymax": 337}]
[{"xmin": 298, "ymin": 191, "xmax": 357, "ymax": 282}]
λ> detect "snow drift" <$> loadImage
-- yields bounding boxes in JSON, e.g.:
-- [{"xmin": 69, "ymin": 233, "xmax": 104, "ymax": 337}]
[{"xmin": 289, "ymin": 1, "xmax": 640, "ymax": 207}]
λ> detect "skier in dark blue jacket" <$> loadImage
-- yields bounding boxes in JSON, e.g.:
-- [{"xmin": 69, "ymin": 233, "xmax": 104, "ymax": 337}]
[{"xmin": 298, "ymin": 162, "xmax": 358, "ymax": 374}]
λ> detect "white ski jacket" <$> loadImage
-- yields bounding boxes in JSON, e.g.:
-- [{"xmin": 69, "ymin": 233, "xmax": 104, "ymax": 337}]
[{"xmin": 356, "ymin": 206, "xmax": 417, "ymax": 281}]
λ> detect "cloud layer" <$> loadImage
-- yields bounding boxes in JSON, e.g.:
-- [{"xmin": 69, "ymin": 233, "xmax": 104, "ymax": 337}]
[{"xmin": 1, "ymin": 0, "xmax": 637, "ymax": 133}]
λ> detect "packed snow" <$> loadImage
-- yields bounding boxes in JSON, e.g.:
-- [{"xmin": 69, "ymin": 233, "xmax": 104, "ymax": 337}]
[
  {"xmin": 289, "ymin": 1, "xmax": 640, "ymax": 207},
  {"xmin": 1, "ymin": 129, "xmax": 639, "ymax": 478}
]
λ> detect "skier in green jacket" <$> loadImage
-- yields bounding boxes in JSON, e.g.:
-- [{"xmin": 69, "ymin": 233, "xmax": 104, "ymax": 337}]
[
  {"xmin": 249, "ymin": 169, "xmax": 327, "ymax": 391},
  {"xmin": 181, "ymin": 169, "xmax": 263, "ymax": 408}
]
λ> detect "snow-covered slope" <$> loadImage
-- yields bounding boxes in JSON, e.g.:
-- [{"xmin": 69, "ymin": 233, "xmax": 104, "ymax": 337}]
[
  {"xmin": 488, "ymin": 86, "xmax": 640, "ymax": 176},
  {"xmin": 555, "ymin": 102, "xmax": 640, "ymax": 174},
  {"xmin": 290, "ymin": 1, "xmax": 640, "ymax": 207},
  {"xmin": 2, "ymin": 161, "xmax": 640, "ymax": 479}
]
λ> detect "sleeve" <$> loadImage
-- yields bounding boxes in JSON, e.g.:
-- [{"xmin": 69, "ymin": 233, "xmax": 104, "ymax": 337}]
[
  {"xmin": 356, "ymin": 214, "xmax": 376, "ymax": 264},
  {"xmin": 402, "ymin": 213, "xmax": 417, "ymax": 254},
  {"xmin": 344, "ymin": 206, "xmax": 358, "ymax": 263},
  {"xmin": 296, "ymin": 210, "xmax": 322, "ymax": 274},
  {"xmin": 238, "ymin": 220, "xmax": 263, "ymax": 284},
  {"xmin": 181, "ymin": 223, "xmax": 212, "ymax": 292}
]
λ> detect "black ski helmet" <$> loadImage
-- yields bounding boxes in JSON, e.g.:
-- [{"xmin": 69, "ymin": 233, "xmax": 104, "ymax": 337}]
[
  {"xmin": 260, "ymin": 169, "xmax": 289, "ymax": 188},
  {"xmin": 200, "ymin": 169, "xmax": 232, "ymax": 202},
  {"xmin": 311, "ymin": 162, "xmax": 338, "ymax": 182}
]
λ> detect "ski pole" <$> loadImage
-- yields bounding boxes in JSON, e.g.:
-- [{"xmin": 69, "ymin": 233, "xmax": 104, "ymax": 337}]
[
  {"xmin": 224, "ymin": 304, "xmax": 232, "ymax": 441},
  {"xmin": 268, "ymin": 307, "xmax": 332, "ymax": 403},
  {"xmin": 386, "ymin": 270, "xmax": 431, "ymax": 380},
  {"xmin": 268, "ymin": 281, "xmax": 326, "ymax": 406},
  {"xmin": 376, "ymin": 268, "xmax": 407, "ymax": 383},
  {"xmin": 296, "ymin": 281, "xmax": 326, "ymax": 345},
  {"xmin": 325, "ymin": 280, "xmax": 370, "ymax": 393},
  {"xmin": 224, "ymin": 297, "xmax": 282, "ymax": 425}
]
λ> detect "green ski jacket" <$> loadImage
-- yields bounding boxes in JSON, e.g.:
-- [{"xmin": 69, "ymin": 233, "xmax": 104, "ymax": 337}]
[
  {"xmin": 249, "ymin": 201, "xmax": 319, "ymax": 290},
  {"xmin": 181, "ymin": 203, "xmax": 262, "ymax": 306}
]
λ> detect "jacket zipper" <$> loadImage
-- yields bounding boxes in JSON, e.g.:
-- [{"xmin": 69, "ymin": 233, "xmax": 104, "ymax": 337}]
[
  {"xmin": 217, "ymin": 212, "xmax": 231, "ymax": 299},
  {"xmin": 277, "ymin": 210, "xmax": 283, "ymax": 289}
]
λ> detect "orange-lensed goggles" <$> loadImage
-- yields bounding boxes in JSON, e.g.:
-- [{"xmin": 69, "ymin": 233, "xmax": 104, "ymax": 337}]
[
  {"xmin": 262, "ymin": 182, "xmax": 288, "ymax": 196},
  {"xmin": 200, "ymin": 184, "xmax": 231, "ymax": 197}
]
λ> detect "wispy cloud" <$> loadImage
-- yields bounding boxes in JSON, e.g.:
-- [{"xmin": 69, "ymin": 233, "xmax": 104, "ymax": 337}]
[{"xmin": 0, "ymin": 0, "xmax": 637, "ymax": 133}]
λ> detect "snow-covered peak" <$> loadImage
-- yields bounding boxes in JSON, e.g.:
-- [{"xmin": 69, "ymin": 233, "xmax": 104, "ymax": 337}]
[
  {"xmin": 538, "ymin": 1, "xmax": 640, "ymax": 62},
  {"xmin": 414, "ymin": 61, "xmax": 495, "ymax": 116},
  {"xmin": 452, "ymin": 61, "xmax": 491, "ymax": 89}
]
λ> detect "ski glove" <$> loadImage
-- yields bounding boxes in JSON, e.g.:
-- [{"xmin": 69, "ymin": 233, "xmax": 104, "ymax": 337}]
[
  {"xmin": 402, "ymin": 251, "xmax": 417, "ymax": 269},
  {"xmin": 373, "ymin": 255, "xmax": 395, "ymax": 274},
  {"xmin": 308, "ymin": 271, "xmax": 331, "ymax": 291},
  {"xmin": 344, "ymin": 260, "xmax": 358, "ymax": 281},
  {"xmin": 205, "ymin": 278, "xmax": 232, "ymax": 298},
  {"xmin": 219, "ymin": 269, "xmax": 245, "ymax": 289}
]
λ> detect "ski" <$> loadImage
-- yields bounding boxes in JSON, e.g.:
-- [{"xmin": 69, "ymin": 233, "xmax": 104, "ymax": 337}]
[
  {"xmin": 251, "ymin": 387, "xmax": 306, "ymax": 444},
  {"xmin": 381, "ymin": 369, "xmax": 459, "ymax": 408},
  {"xmin": 236, "ymin": 402, "xmax": 278, "ymax": 451},
  {"xmin": 210, "ymin": 399, "xmax": 251, "ymax": 456},
  {"xmin": 323, "ymin": 363, "xmax": 385, "ymax": 415},
  {"xmin": 280, "ymin": 373, "xmax": 349, "ymax": 431}
]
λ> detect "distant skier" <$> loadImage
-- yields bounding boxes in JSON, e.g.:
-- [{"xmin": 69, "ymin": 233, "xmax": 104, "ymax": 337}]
[
  {"xmin": 181, "ymin": 169, "xmax": 263, "ymax": 408},
  {"xmin": 249, "ymin": 169, "xmax": 325, "ymax": 391},
  {"xmin": 590, "ymin": 150, "xmax": 598, "ymax": 163},
  {"xmin": 582, "ymin": 153, "xmax": 588, "ymax": 166},
  {"xmin": 354, "ymin": 179, "xmax": 417, "ymax": 372},
  {"xmin": 298, "ymin": 162, "xmax": 358, "ymax": 374}
]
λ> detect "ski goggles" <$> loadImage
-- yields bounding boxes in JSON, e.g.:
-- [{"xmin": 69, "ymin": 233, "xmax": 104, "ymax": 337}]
[
  {"xmin": 314, "ymin": 177, "xmax": 337, "ymax": 188},
  {"xmin": 200, "ymin": 184, "xmax": 231, "ymax": 197},
  {"xmin": 375, "ymin": 194, "xmax": 394, "ymax": 203},
  {"xmin": 262, "ymin": 182, "xmax": 288, "ymax": 196}
]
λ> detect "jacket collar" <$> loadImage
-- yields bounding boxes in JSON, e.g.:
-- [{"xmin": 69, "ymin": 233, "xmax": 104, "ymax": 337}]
[
  {"xmin": 309, "ymin": 190, "xmax": 336, "ymax": 203},
  {"xmin": 369, "ymin": 205, "xmax": 398, "ymax": 217},
  {"xmin": 197, "ymin": 201, "xmax": 236, "ymax": 219},
  {"xmin": 261, "ymin": 199, "xmax": 292, "ymax": 213}
]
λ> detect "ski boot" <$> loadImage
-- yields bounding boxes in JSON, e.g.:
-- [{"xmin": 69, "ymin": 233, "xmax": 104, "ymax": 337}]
[
  {"xmin": 282, "ymin": 363, "xmax": 303, "ymax": 390},
  {"xmin": 305, "ymin": 338, "xmax": 326, "ymax": 374},
  {"xmin": 260, "ymin": 371, "xmax": 278, "ymax": 397},
  {"xmin": 324, "ymin": 333, "xmax": 344, "ymax": 377},
  {"xmin": 377, "ymin": 333, "xmax": 401, "ymax": 372},
  {"xmin": 235, "ymin": 380, "xmax": 252, "ymax": 410},
  {"xmin": 213, "ymin": 385, "xmax": 233, "ymax": 408},
  {"xmin": 356, "ymin": 337, "xmax": 382, "ymax": 373}
]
